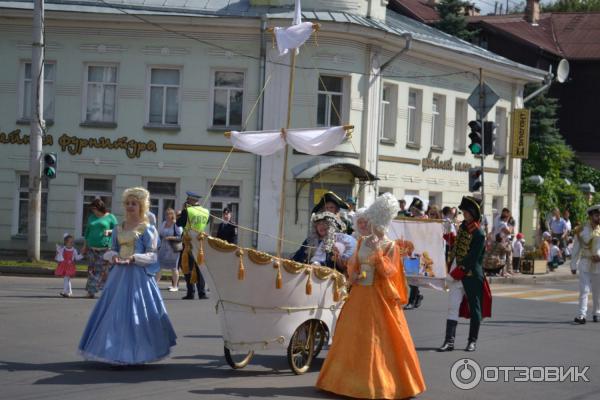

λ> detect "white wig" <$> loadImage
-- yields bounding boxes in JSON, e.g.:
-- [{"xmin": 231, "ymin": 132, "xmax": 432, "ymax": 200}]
[
  {"xmin": 352, "ymin": 207, "xmax": 368, "ymax": 227},
  {"xmin": 364, "ymin": 193, "xmax": 399, "ymax": 231}
]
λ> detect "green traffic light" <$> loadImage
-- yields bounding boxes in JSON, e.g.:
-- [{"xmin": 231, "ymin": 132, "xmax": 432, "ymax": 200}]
[
  {"xmin": 469, "ymin": 143, "xmax": 482, "ymax": 155},
  {"xmin": 44, "ymin": 167, "xmax": 56, "ymax": 178}
]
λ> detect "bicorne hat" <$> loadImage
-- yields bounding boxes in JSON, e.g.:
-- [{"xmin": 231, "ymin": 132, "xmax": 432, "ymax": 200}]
[{"xmin": 458, "ymin": 196, "xmax": 482, "ymax": 222}]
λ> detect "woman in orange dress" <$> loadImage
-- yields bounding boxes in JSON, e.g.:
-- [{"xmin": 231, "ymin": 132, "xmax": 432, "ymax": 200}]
[{"xmin": 316, "ymin": 193, "xmax": 426, "ymax": 399}]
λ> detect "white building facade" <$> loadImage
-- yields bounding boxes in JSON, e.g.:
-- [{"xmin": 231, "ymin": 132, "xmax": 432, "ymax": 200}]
[{"xmin": 0, "ymin": 0, "xmax": 544, "ymax": 253}]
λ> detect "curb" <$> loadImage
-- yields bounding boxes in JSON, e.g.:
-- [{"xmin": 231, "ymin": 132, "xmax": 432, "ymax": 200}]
[
  {"xmin": 0, "ymin": 266, "xmax": 88, "ymax": 278},
  {"xmin": 488, "ymin": 272, "xmax": 577, "ymax": 285}
]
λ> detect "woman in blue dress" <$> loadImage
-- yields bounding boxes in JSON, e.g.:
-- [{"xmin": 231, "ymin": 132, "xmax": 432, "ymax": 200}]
[{"xmin": 79, "ymin": 187, "xmax": 177, "ymax": 365}]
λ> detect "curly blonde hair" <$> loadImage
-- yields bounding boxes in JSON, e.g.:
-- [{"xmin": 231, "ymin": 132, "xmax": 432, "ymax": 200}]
[{"xmin": 122, "ymin": 187, "xmax": 150, "ymax": 223}]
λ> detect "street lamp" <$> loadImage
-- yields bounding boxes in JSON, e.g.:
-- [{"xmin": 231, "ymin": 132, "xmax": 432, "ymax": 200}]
[{"xmin": 527, "ymin": 175, "xmax": 544, "ymax": 186}]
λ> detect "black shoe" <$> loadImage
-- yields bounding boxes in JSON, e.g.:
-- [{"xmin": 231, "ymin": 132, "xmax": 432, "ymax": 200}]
[
  {"xmin": 593, "ymin": 316, "xmax": 598, "ymax": 323},
  {"xmin": 437, "ymin": 342, "xmax": 454, "ymax": 352},
  {"xmin": 198, "ymin": 294, "xmax": 209, "ymax": 300},
  {"xmin": 413, "ymin": 294, "xmax": 424, "ymax": 309},
  {"xmin": 182, "ymin": 294, "xmax": 194, "ymax": 300},
  {"xmin": 403, "ymin": 303, "xmax": 414, "ymax": 310},
  {"xmin": 465, "ymin": 341, "xmax": 477, "ymax": 352},
  {"xmin": 574, "ymin": 316, "xmax": 586, "ymax": 324}
]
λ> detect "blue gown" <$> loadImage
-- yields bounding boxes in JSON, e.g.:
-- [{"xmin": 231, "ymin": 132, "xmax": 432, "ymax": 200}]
[{"xmin": 78, "ymin": 223, "xmax": 177, "ymax": 365}]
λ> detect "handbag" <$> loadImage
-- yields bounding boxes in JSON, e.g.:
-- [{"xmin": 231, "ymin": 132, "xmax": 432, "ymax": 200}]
[{"xmin": 169, "ymin": 225, "xmax": 183, "ymax": 253}]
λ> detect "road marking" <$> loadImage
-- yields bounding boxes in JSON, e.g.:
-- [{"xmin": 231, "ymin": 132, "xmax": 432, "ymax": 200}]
[{"xmin": 492, "ymin": 285, "xmax": 591, "ymax": 305}]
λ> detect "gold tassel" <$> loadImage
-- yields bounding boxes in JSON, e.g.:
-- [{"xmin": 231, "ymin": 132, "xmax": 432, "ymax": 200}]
[
  {"xmin": 333, "ymin": 279, "xmax": 340, "ymax": 302},
  {"xmin": 274, "ymin": 261, "xmax": 283, "ymax": 289},
  {"xmin": 305, "ymin": 270, "xmax": 312, "ymax": 295},
  {"xmin": 196, "ymin": 235, "xmax": 205, "ymax": 266},
  {"xmin": 181, "ymin": 247, "xmax": 190, "ymax": 274},
  {"xmin": 237, "ymin": 249, "xmax": 245, "ymax": 280}
]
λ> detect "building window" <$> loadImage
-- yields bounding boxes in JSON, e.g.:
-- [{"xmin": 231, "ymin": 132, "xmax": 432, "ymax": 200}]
[
  {"xmin": 16, "ymin": 174, "xmax": 48, "ymax": 235},
  {"xmin": 407, "ymin": 89, "xmax": 422, "ymax": 146},
  {"xmin": 379, "ymin": 187, "xmax": 394, "ymax": 196},
  {"xmin": 495, "ymin": 107, "xmax": 508, "ymax": 157},
  {"xmin": 19, "ymin": 61, "xmax": 55, "ymax": 121},
  {"xmin": 380, "ymin": 84, "xmax": 398, "ymax": 143},
  {"xmin": 431, "ymin": 94, "xmax": 445, "ymax": 149},
  {"xmin": 317, "ymin": 75, "xmax": 344, "ymax": 127},
  {"xmin": 454, "ymin": 98, "xmax": 467, "ymax": 152},
  {"xmin": 212, "ymin": 70, "xmax": 245, "ymax": 128},
  {"xmin": 83, "ymin": 64, "xmax": 117, "ymax": 123},
  {"xmin": 208, "ymin": 185, "xmax": 240, "ymax": 238},
  {"xmin": 147, "ymin": 67, "xmax": 180, "ymax": 126},
  {"xmin": 429, "ymin": 191, "xmax": 443, "ymax": 208},
  {"xmin": 81, "ymin": 178, "xmax": 113, "ymax": 237},
  {"xmin": 146, "ymin": 181, "xmax": 177, "ymax": 226},
  {"xmin": 492, "ymin": 196, "xmax": 503, "ymax": 221}
]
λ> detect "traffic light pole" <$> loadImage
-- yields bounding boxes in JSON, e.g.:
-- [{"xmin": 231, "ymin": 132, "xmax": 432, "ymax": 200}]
[
  {"xmin": 28, "ymin": 0, "xmax": 44, "ymax": 262},
  {"xmin": 478, "ymin": 68, "xmax": 485, "ymax": 215}
]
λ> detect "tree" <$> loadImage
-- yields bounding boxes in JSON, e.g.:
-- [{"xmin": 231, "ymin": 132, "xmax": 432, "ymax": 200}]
[
  {"xmin": 543, "ymin": 0, "xmax": 600, "ymax": 12},
  {"xmin": 435, "ymin": 0, "xmax": 477, "ymax": 41}
]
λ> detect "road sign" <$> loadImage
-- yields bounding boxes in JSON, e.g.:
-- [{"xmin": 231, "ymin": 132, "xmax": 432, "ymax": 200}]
[
  {"xmin": 468, "ymin": 83, "xmax": 499, "ymax": 119},
  {"xmin": 511, "ymin": 108, "xmax": 530, "ymax": 158}
]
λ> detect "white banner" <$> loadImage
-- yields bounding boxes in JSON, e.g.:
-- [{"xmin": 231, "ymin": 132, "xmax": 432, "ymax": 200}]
[{"xmin": 388, "ymin": 218, "xmax": 447, "ymax": 291}]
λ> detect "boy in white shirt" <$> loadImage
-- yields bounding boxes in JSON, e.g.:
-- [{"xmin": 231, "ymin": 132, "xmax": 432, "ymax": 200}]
[
  {"xmin": 512, "ymin": 233, "xmax": 525, "ymax": 273},
  {"xmin": 548, "ymin": 238, "xmax": 563, "ymax": 271}
]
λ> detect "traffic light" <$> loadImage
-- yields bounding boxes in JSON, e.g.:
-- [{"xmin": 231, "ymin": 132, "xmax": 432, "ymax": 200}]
[
  {"xmin": 468, "ymin": 120, "xmax": 482, "ymax": 155},
  {"xmin": 468, "ymin": 167, "xmax": 483, "ymax": 192},
  {"xmin": 483, "ymin": 121, "xmax": 497, "ymax": 155},
  {"xmin": 43, "ymin": 152, "xmax": 57, "ymax": 179}
]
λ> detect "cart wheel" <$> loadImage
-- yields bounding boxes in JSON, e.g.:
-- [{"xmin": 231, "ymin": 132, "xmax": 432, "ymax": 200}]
[
  {"xmin": 287, "ymin": 320, "xmax": 320, "ymax": 375},
  {"xmin": 312, "ymin": 321, "xmax": 328, "ymax": 358},
  {"xmin": 224, "ymin": 346, "xmax": 254, "ymax": 369}
]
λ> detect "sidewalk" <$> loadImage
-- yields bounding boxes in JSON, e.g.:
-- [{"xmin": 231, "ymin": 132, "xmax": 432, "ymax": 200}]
[{"xmin": 487, "ymin": 265, "xmax": 577, "ymax": 285}]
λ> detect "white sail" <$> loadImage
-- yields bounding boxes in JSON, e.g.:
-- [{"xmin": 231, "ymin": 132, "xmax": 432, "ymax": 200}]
[
  {"xmin": 273, "ymin": 0, "xmax": 313, "ymax": 55},
  {"xmin": 228, "ymin": 126, "xmax": 349, "ymax": 156}
]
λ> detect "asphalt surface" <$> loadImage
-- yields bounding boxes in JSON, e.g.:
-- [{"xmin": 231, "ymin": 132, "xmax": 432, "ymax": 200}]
[{"xmin": 0, "ymin": 275, "xmax": 598, "ymax": 400}]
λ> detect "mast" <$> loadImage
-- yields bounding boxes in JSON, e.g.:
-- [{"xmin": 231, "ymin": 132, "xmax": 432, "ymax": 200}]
[{"xmin": 275, "ymin": 50, "xmax": 297, "ymax": 259}]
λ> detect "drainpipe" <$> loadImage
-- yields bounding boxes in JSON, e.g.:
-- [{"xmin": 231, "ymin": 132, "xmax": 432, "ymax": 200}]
[
  {"xmin": 253, "ymin": 15, "xmax": 268, "ymax": 248},
  {"xmin": 380, "ymin": 33, "xmax": 413, "ymax": 72}
]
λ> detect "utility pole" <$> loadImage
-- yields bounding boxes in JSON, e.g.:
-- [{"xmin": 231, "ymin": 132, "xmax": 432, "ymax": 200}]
[
  {"xmin": 28, "ymin": 0, "xmax": 45, "ymax": 261},
  {"xmin": 478, "ymin": 68, "xmax": 485, "ymax": 215}
]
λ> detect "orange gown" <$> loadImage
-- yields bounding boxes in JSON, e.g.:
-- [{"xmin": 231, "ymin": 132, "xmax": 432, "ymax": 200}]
[{"xmin": 316, "ymin": 238, "xmax": 426, "ymax": 399}]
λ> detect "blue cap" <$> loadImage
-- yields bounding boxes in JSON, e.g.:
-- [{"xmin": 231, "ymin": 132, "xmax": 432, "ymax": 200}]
[
  {"xmin": 186, "ymin": 191, "xmax": 202, "ymax": 199},
  {"xmin": 345, "ymin": 196, "xmax": 356, "ymax": 204}
]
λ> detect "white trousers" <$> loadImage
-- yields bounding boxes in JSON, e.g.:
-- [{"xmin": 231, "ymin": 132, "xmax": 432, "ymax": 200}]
[
  {"xmin": 578, "ymin": 270, "xmax": 600, "ymax": 318},
  {"xmin": 63, "ymin": 276, "xmax": 72, "ymax": 295},
  {"xmin": 447, "ymin": 279, "xmax": 464, "ymax": 321}
]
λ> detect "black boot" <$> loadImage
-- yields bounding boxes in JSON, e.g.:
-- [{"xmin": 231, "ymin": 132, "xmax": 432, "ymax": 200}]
[
  {"xmin": 404, "ymin": 286, "xmax": 417, "ymax": 310},
  {"xmin": 414, "ymin": 294, "xmax": 424, "ymax": 309},
  {"xmin": 437, "ymin": 319, "xmax": 457, "ymax": 352},
  {"xmin": 466, "ymin": 319, "xmax": 480, "ymax": 352}
]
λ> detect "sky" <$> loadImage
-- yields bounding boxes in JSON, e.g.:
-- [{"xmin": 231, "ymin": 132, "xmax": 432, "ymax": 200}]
[{"xmin": 472, "ymin": 0, "xmax": 555, "ymax": 15}]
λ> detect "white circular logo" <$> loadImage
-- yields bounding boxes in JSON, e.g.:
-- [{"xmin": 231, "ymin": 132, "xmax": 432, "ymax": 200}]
[{"xmin": 451, "ymin": 358, "xmax": 482, "ymax": 390}]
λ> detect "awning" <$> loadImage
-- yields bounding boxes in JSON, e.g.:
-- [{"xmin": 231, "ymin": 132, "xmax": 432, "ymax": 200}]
[{"xmin": 292, "ymin": 157, "xmax": 378, "ymax": 182}]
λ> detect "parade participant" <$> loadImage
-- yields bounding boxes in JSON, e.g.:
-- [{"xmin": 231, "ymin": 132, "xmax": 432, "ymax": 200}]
[
  {"xmin": 292, "ymin": 211, "xmax": 356, "ymax": 272},
  {"xmin": 570, "ymin": 204, "xmax": 600, "ymax": 324},
  {"xmin": 81, "ymin": 198, "xmax": 118, "ymax": 299},
  {"xmin": 316, "ymin": 193, "xmax": 426, "ymax": 399},
  {"xmin": 352, "ymin": 207, "xmax": 369, "ymax": 239},
  {"xmin": 216, "ymin": 207, "xmax": 238, "ymax": 244},
  {"xmin": 438, "ymin": 196, "xmax": 490, "ymax": 352},
  {"xmin": 79, "ymin": 187, "xmax": 176, "ymax": 364},
  {"xmin": 405, "ymin": 196, "xmax": 426, "ymax": 310},
  {"xmin": 157, "ymin": 208, "xmax": 182, "ymax": 291},
  {"xmin": 442, "ymin": 206, "xmax": 457, "ymax": 260},
  {"xmin": 398, "ymin": 198, "xmax": 411, "ymax": 217},
  {"xmin": 512, "ymin": 233, "xmax": 525, "ymax": 273},
  {"xmin": 54, "ymin": 233, "xmax": 84, "ymax": 298},
  {"xmin": 312, "ymin": 191, "xmax": 351, "ymax": 233},
  {"xmin": 177, "ymin": 191, "xmax": 209, "ymax": 300}
]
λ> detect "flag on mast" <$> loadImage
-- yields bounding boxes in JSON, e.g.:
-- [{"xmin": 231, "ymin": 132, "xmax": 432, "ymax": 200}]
[{"xmin": 274, "ymin": 0, "xmax": 314, "ymax": 55}]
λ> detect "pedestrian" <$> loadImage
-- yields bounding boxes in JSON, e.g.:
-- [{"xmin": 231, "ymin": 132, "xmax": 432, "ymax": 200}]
[
  {"xmin": 216, "ymin": 207, "xmax": 238, "ymax": 244},
  {"xmin": 146, "ymin": 210, "xmax": 157, "ymax": 227},
  {"xmin": 549, "ymin": 208, "xmax": 568, "ymax": 256},
  {"xmin": 177, "ymin": 191, "xmax": 210, "ymax": 300},
  {"xmin": 438, "ymin": 196, "xmax": 490, "ymax": 352},
  {"xmin": 81, "ymin": 198, "xmax": 118, "ymax": 299},
  {"xmin": 156, "ymin": 207, "xmax": 182, "ymax": 291},
  {"xmin": 316, "ymin": 193, "xmax": 426, "ymax": 399},
  {"xmin": 512, "ymin": 233, "xmax": 525, "ymax": 273},
  {"xmin": 563, "ymin": 209, "xmax": 572, "ymax": 257},
  {"xmin": 55, "ymin": 233, "xmax": 84, "ymax": 298},
  {"xmin": 405, "ymin": 196, "xmax": 426, "ymax": 310},
  {"xmin": 570, "ymin": 204, "xmax": 600, "ymax": 324},
  {"xmin": 442, "ymin": 206, "xmax": 457, "ymax": 260},
  {"xmin": 547, "ymin": 238, "xmax": 563, "ymax": 271},
  {"xmin": 78, "ymin": 187, "xmax": 177, "ymax": 365},
  {"xmin": 541, "ymin": 231, "xmax": 551, "ymax": 261},
  {"xmin": 398, "ymin": 198, "xmax": 411, "ymax": 217},
  {"xmin": 427, "ymin": 204, "xmax": 441, "ymax": 219},
  {"xmin": 492, "ymin": 208, "xmax": 513, "ymax": 275}
]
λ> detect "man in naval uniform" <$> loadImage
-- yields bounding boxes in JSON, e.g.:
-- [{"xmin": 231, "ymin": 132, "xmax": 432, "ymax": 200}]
[
  {"xmin": 438, "ymin": 196, "xmax": 488, "ymax": 352},
  {"xmin": 570, "ymin": 204, "xmax": 600, "ymax": 324}
]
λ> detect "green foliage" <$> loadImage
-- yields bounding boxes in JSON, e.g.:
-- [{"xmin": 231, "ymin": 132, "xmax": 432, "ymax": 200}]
[
  {"xmin": 435, "ymin": 0, "xmax": 477, "ymax": 41},
  {"xmin": 543, "ymin": 0, "xmax": 600, "ymax": 12},
  {"xmin": 506, "ymin": 1, "xmax": 526, "ymax": 13}
]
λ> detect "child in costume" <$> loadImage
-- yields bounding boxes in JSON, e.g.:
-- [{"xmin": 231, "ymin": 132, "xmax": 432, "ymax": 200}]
[
  {"xmin": 55, "ymin": 233, "xmax": 83, "ymax": 298},
  {"xmin": 316, "ymin": 193, "xmax": 426, "ymax": 399}
]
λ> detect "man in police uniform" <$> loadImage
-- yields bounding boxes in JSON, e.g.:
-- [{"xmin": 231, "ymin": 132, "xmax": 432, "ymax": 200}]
[
  {"xmin": 570, "ymin": 204, "xmax": 600, "ymax": 324},
  {"xmin": 177, "ymin": 191, "xmax": 209, "ymax": 300},
  {"xmin": 438, "ymin": 196, "xmax": 487, "ymax": 352}
]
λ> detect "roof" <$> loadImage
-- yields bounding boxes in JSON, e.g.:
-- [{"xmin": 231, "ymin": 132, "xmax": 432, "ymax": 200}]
[
  {"xmin": 468, "ymin": 12, "xmax": 600, "ymax": 60},
  {"xmin": 389, "ymin": 0, "xmax": 440, "ymax": 24},
  {"xmin": 0, "ymin": 0, "xmax": 545, "ymax": 78}
]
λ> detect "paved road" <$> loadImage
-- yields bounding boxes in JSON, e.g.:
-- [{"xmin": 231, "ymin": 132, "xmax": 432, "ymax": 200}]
[{"xmin": 0, "ymin": 276, "xmax": 598, "ymax": 400}]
